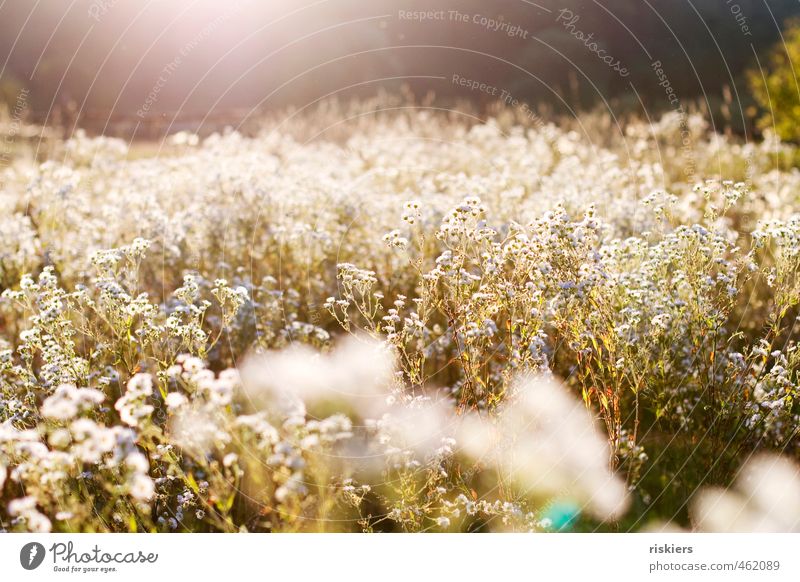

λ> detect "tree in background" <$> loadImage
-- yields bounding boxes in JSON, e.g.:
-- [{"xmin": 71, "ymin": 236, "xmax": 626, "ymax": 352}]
[{"xmin": 749, "ymin": 20, "xmax": 800, "ymax": 142}]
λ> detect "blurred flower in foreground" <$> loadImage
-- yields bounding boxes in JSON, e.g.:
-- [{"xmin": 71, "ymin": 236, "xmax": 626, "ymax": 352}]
[
  {"xmin": 8, "ymin": 496, "xmax": 52, "ymax": 532},
  {"xmin": 240, "ymin": 335, "xmax": 395, "ymax": 416},
  {"xmin": 459, "ymin": 373, "xmax": 630, "ymax": 522},
  {"xmin": 168, "ymin": 407, "xmax": 230, "ymax": 458},
  {"xmin": 373, "ymin": 395, "xmax": 456, "ymax": 457},
  {"xmin": 691, "ymin": 453, "xmax": 800, "ymax": 532}
]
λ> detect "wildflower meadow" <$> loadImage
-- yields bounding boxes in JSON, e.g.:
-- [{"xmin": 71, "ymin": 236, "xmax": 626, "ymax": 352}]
[{"xmin": 0, "ymin": 98, "xmax": 797, "ymax": 534}]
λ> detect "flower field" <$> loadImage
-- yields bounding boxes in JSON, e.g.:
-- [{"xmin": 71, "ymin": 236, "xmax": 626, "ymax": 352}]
[{"xmin": 0, "ymin": 101, "xmax": 798, "ymax": 533}]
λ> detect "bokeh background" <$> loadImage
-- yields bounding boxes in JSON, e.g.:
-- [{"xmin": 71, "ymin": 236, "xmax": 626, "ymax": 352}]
[{"xmin": 1, "ymin": 0, "xmax": 799, "ymax": 137}]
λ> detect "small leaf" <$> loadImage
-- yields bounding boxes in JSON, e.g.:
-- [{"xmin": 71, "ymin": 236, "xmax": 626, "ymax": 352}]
[{"xmin": 186, "ymin": 472, "xmax": 200, "ymax": 494}]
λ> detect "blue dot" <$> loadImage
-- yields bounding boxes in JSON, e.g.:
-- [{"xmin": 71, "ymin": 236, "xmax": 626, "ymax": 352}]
[{"xmin": 543, "ymin": 500, "xmax": 580, "ymax": 531}]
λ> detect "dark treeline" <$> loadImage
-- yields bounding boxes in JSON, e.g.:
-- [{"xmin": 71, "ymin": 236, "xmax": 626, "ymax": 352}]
[{"xmin": 0, "ymin": 0, "xmax": 797, "ymax": 135}]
